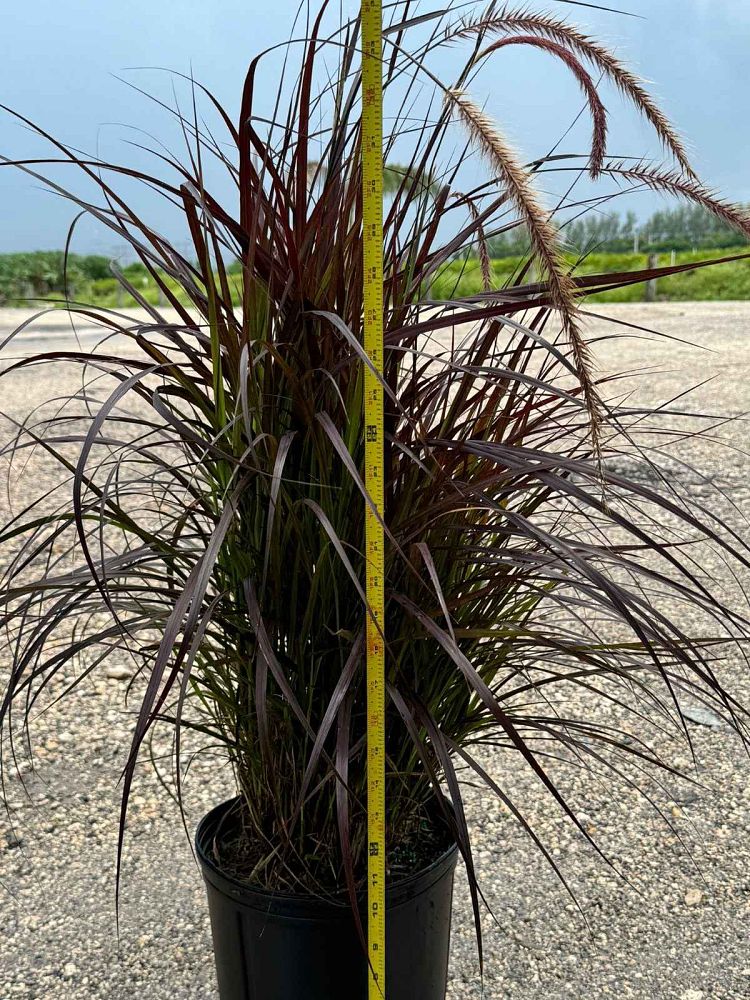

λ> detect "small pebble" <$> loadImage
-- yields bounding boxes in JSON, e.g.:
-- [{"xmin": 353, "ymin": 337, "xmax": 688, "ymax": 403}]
[{"xmin": 105, "ymin": 665, "xmax": 134, "ymax": 681}]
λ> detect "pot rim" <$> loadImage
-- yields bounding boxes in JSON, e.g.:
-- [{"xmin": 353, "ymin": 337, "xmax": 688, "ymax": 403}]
[{"xmin": 195, "ymin": 795, "xmax": 459, "ymax": 910}]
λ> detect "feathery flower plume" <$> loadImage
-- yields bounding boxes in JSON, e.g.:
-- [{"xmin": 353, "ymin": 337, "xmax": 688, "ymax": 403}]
[
  {"xmin": 475, "ymin": 35, "xmax": 607, "ymax": 178},
  {"xmin": 458, "ymin": 194, "xmax": 493, "ymax": 291},
  {"xmin": 445, "ymin": 87, "xmax": 604, "ymax": 455},
  {"xmin": 454, "ymin": 5, "xmax": 697, "ymax": 179},
  {"xmin": 606, "ymin": 161, "xmax": 750, "ymax": 237}
]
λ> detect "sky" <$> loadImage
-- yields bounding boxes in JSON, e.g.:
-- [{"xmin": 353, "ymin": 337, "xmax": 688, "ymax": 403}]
[{"xmin": 1, "ymin": 0, "xmax": 749, "ymax": 255}]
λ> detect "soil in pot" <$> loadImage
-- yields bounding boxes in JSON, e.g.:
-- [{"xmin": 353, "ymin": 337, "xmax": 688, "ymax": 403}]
[{"xmin": 213, "ymin": 796, "xmax": 455, "ymax": 891}]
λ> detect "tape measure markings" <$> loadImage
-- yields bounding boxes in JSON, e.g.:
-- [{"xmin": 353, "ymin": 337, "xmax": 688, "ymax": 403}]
[{"xmin": 361, "ymin": 0, "xmax": 386, "ymax": 996}]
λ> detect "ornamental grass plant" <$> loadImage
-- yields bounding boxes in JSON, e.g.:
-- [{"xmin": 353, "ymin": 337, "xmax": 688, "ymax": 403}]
[{"xmin": 2, "ymin": 0, "xmax": 750, "ymax": 961}]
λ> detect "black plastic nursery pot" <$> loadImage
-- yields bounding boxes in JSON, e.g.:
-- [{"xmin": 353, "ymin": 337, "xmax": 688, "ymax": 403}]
[{"xmin": 196, "ymin": 797, "xmax": 459, "ymax": 1000}]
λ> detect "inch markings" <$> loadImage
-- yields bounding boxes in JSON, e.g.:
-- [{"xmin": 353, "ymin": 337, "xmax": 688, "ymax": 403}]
[{"xmin": 361, "ymin": 0, "xmax": 386, "ymax": 996}]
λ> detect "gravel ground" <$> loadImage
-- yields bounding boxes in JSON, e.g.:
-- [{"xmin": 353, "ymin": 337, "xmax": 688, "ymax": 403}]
[{"xmin": 1, "ymin": 302, "xmax": 750, "ymax": 999}]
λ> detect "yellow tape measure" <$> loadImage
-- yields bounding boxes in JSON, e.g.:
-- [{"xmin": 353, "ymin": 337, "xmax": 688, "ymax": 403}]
[{"xmin": 361, "ymin": 0, "xmax": 386, "ymax": 995}]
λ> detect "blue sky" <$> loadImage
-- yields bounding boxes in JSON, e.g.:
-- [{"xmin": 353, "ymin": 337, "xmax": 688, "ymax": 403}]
[{"xmin": 1, "ymin": 0, "xmax": 749, "ymax": 254}]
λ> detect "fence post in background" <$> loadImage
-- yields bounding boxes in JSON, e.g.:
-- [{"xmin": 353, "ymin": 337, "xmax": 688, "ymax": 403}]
[{"xmin": 645, "ymin": 252, "xmax": 659, "ymax": 302}]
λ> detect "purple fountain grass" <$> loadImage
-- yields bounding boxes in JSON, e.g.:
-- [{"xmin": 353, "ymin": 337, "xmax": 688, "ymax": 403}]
[{"xmin": 1, "ymin": 1, "xmax": 750, "ymax": 963}]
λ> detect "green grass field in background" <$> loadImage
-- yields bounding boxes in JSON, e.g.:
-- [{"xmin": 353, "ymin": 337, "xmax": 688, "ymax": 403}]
[
  {"xmin": 2, "ymin": 247, "xmax": 750, "ymax": 308},
  {"xmin": 430, "ymin": 247, "xmax": 750, "ymax": 304}
]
